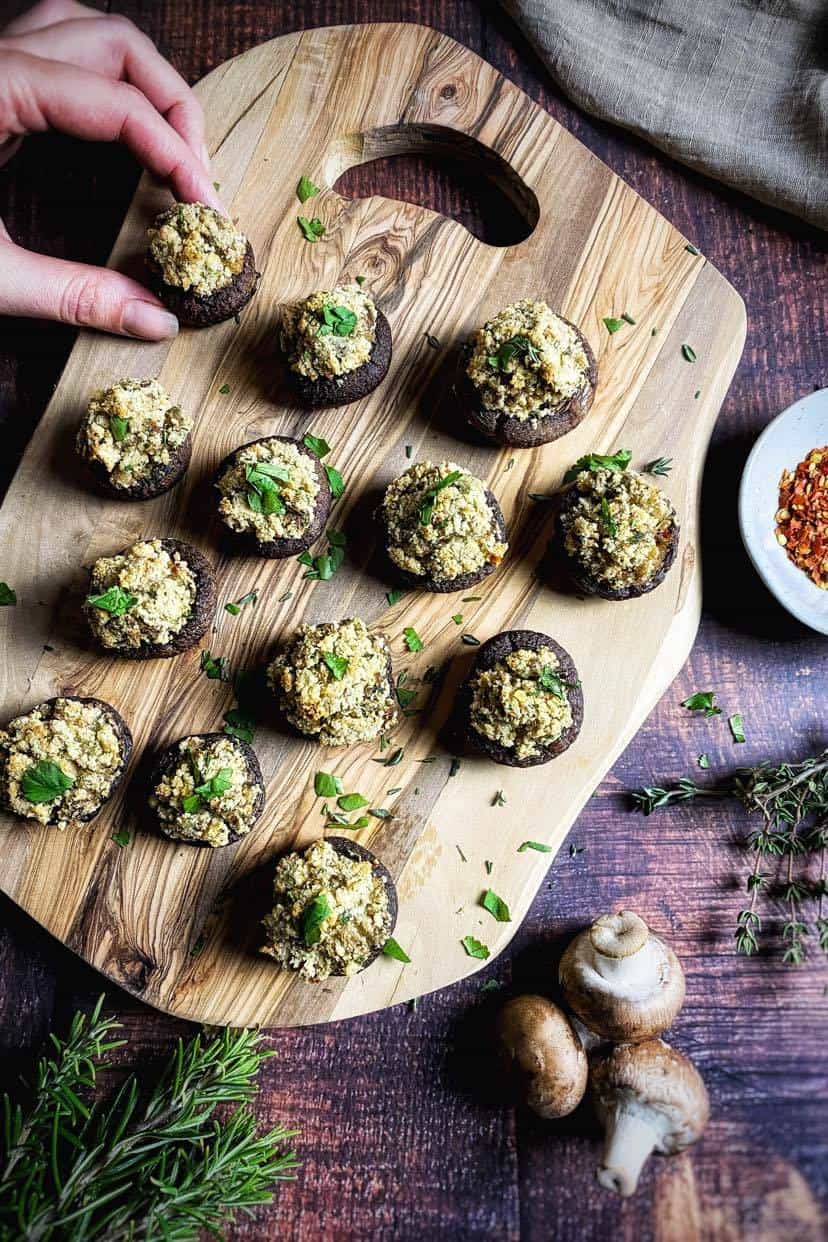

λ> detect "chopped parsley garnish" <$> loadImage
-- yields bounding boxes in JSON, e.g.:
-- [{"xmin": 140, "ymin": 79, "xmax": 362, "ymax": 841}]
[
  {"xmin": 492, "ymin": 790, "xmax": 506, "ymax": 807},
  {"xmin": 449, "ymin": 757, "xmax": 461, "ymax": 778},
  {"xmin": 681, "ymin": 344, "xmax": 697, "ymax": 363},
  {"xmin": 386, "ymin": 588, "xmax": 405, "ymax": 606},
  {"xmin": 681, "ymin": 691, "xmax": 722, "ymax": 717},
  {"xmin": 563, "ymin": 449, "xmax": 631, "ymax": 485},
  {"xmin": 419, "ymin": 470, "xmax": 463, "ymax": 525},
  {"xmin": 298, "ymin": 215, "xmax": 325, "ymax": 243},
  {"xmin": 323, "ymin": 466, "xmax": 344, "ymax": 500},
  {"xmin": 111, "ymin": 828, "xmax": 131, "ymax": 848},
  {"xmin": 317, "ymin": 304, "xmax": 357, "ymax": 337},
  {"xmin": 0, "ymin": 582, "xmax": 17, "ymax": 606},
  {"xmin": 698, "ymin": 753, "xmax": 711, "ymax": 769},
  {"xmin": 461, "ymin": 634, "xmax": 480, "ymax": 646},
  {"xmin": 223, "ymin": 708, "xmax": 255, "ymax": 743},
  {"xmin": 518, "ymin": 840, "xmax": 552, "ymax": 853},
  {"xmin": 729, "ymin": 713, "xmax": 746, "ymax": 743},
  {"xmin": 685, "ymin": 242, "xmax": 701, "ymax": 255},
  {"xmin": 485, "ymin": 860, "xmax": 493, "ymax": 874},
  {"xmin": 355, "ymin": 274, "xmax": 366, "ymax": 286},
  {"xmin": 21, "ymin": 760, "xmax": 74, "ymax": 804},
  {"xmin": 403, "ymin": 626, "xmax": 423, "ymax": 652},
  {"xmin": 323, "ymin": 652, "xmax": 348, "ymax": 680},
  {"xmin": 424, "ymin": 333, "xmax": 441, "ymax": 349},
  {"xmin": 405, "ymin": 445, "xmax": 413, "ymax": 458},
  {"xmin": 298, "ymin": 529, "xmax": 346, "ymax": 580},
  {"xmin": 225, "ymin": 590, "xmax": 257, "ymax": 616},
  {"xmin": 246, "ymin": 463, "xmax": 288, "ymax": 516},
  {"xmin": 395, "ymin": 673, "xmax": 417, "ymax": 711},
  {"xmin": 376, "ymin": 747, "xmax": 403, "ymax": 768},
  {"xmin": 337, "ymin": 792, "xmax": 369, "ymax": 812},
  {"xmin": 303, "ymin": 433, "xmax": 330, "ymax": 458},
  {"xmin": 538, "ymin": 665, "xmax": 579, "ymax": 699},
  {"xmin": 480, "ymin": 889, "xmax": 511, "ymax": 922},
  {"xmin": 461, "ymin": 936, "xmax": 490, "ymax": 960},
  {"xmin": 382, "ymin": 937, "xmax": 411, "ymax": 963},
  {"xmin": 183, "ymin": 767, "xmax": 233, "ymax": 813},
  {"xmin": 300, "ymin": 894, "xmax": 331, "ymax": 946},
  {"xmin": 296, "ymin": 174, "xmax": 320, "ymax": 203},
  {"xmin": 314, "ymin": 771, "xmax": 343, "ymax": 798},
  {"xmin": 218, "ymin": 383, "xmax": 231, "ymax": 395},
  {"xmin": 452, "ymin": 614, "xmax": 463, "ymax": 625},
  {"xmin": 369, "ymin": 807, "xmax": 392, "ymax": 819},
  {"xmin": 487, "ymin": 335, "xmax": 540, "ymax": 371},
  {"xmin": 200, "ymin": 651, "xmax": 229, "ymax": 681},
  {"xmin": 86, "ymin": 586, "xmax": 137, "ymax": 616},
  {"xmin": 621, "ymin": 312, "xmax": 636, "ymax": 325},
  {"xmin": 643, "ymin": 457, "xmax": 673, "ymax": 476},
  {"xmin": 109, "ymin": 415, "xmax": 129, "ymax": 442},
  {"xmin": 569, "ymin": 843, "xmax": 585, "ymax": 858},
  {"xmin": 602, "ymin": 317, "xmax": 625, "ymax": 335},
  {"xmin": 600, "ymin": 496, "xmax": 617, "ymax": 536},
  {"xmin": 456, "ymin": 844, "xmax": 468, "ymax": 863}
]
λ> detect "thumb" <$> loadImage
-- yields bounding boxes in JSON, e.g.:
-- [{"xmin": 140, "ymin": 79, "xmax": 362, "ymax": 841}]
[{"xmin": 0, "ymin": 238, "xmax": 179, "ymax": 339}]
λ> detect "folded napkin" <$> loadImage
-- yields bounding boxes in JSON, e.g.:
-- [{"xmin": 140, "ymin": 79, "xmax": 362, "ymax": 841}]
[{"xmin": 503, "ymin": 0, "xmax": 827, "ymax": 230}]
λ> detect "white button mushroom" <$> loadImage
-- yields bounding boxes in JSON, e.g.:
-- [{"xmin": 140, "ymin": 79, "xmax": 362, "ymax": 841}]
[
  {"xmin": 590, "ymin": 1039, "xmax": 710, "ymax": 1196},
  {"xmin": 558, "ymin": 910, "xmax": 685, "ymax": 1042},
  {"xmin": 495, "ymin": 994, "xmax": 588, "ymax": 1119}
]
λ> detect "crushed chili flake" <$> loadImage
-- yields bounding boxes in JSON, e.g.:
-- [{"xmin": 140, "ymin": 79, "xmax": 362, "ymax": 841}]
[{"xmin": 775, "ymin": 445, "xmax": 828, "ymax": 589}]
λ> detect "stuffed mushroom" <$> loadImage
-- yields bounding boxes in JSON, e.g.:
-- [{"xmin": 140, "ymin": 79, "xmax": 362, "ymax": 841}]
[
  {"xmin": 280, "ymin": 283, "xmax": 392, "ymax": 408},
  {"xmin": 267, "ymin": 618, "xmax": 396, "ymax": 747},
  {"xmin": 146, "ymin": 202, "xmax": 258, "ymax": 327},
  {"xmin": 379, "ymin": 460, "xmax": 508, "ymax": 593},
  {"xmin": 0, "ymin": 695, "xmax": 132, "ymax": 829},
  {"xmin": 461, "ymin": 628, "xmax": 583, "ymax": 767},
  {"xmin": 84, "ymin": 538, "xmax": 216, "ymax": 660},
  {"xmin": 261, "ymin": 836, "xmax": 397, "ymax": 980},
  {"xmin": 557, "ymin": 466, "xmax": 679, "ymax": 600},
  {"xmin": 214, "ymin": 435, "xmax": 331, "ymax": 559},
  {"xmin": 148, "ymin": 732, "xmax": 265, "ymax": 848},
  {"xmin": 459, "ymin": 299, "xmax": 597, "ymax": 447},
  {"xmin": 76, "ymin": 378, "xmax": 192, "ymax": 500}
]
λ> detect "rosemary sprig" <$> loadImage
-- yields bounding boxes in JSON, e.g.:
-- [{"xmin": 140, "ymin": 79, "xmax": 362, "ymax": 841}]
[
  {"xmin": 631, "ymin": 748, "xmax": 828, "ymax": 964},
  {"xmin": 0, "ymin": 998, "xmax": 298, "ymax": 1240}
]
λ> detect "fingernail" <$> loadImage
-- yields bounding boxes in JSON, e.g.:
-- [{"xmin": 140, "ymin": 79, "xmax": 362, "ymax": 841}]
[{"xmin": 123, "ymin": 301, "xmax": 179, "ymax": 340}]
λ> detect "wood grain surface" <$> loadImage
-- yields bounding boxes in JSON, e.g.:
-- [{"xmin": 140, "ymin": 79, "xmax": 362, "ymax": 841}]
[
  {"xmin": 0, "ymin": 21, "xmax": 746, "ymax": 1030},
  {"xmin": 0, "ymin": 2, "xmax": 825, "ymax": 1239}
]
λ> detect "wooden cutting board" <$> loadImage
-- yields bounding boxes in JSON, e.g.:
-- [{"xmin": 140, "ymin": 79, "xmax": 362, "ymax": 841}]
[{"xmin": 0, "ymin": 24, "xmax": 745, "ymax": 1027}]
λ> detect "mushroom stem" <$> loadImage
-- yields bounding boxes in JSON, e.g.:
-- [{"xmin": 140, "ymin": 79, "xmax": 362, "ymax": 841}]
[
  {"xmin": 592, "ymin": 940, "xmax": 660, "ymax": 992},
  {"xmin": 597, "ymin": 1105, "xmax": 661, "ymax": 1197}
]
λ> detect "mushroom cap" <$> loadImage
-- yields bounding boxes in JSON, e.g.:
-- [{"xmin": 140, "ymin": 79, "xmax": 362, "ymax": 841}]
[
  {"xmin": 559, "ymin": 912, "xmax": 685, "ymax": 1042},
  {"xmin": 496, "ymin": 994, "xmax": 588, "ymax": 1119},
  {"xmin": 590, "ymin": 1039, "xmax": 710, "ymax": 1153}
]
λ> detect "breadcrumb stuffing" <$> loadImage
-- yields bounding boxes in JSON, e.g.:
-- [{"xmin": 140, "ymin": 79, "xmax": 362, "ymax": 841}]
[
  {"xmin": 148, "ymin": 202, "xmax": 247, "ymax": 296},
  {"xmin": 470, "ymin": 647, "xmax": 574, "ymax": 760},
  {"xmin": 282, "ymin": 284, "xmax": 376, "ymax": 381}
]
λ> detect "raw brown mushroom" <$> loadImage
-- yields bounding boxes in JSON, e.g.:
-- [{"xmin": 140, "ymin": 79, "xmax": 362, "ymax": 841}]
[
  {"xmin": 496, "ymin": 995, "xmax": 588, "ymax": 1119},
  {"xmin": 590, "ymin": 1039, "xmax": 710, "ymax": 1196},
  {"xmin": 559, "ymin": 910, "xmax": 685, "ymax": 1042}
]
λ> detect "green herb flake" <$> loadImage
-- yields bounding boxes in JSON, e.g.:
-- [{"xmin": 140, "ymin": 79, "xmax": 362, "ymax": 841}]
[
  {"xmin": 486, "ymin": 335, "xmax": 540, "ymax": 371},
  {"xmin": 86, "ymin": 586, "xmax": 137, "ymax": 617},
  {"xmin": 681, "ymin": 691, "xmax": 722, "ymax": 718},
  {"xmin": 462, "ymin": 596, "xmax": 482, "ymax": 602},
  {"xmin": 602, "ymin": 317, "xmax": 625, "ymax": 335},
  {"xmin": 387, "ymin": 588, "xmax": 405, "ymax": 606},
  {"xmin": 351, "ymin": 816, "xmax": 371, "ymax": 830},
  {"xmin": 369, "ymin": 807, "xmax": 392, "ymax": 820},
  {"xmin": 218, "ymin": 383, "xmax": 231, "ymax": 395},
  {"xmin": 485, "ymin": 860, "xmax": 493, "ymax": 874},
  {"xmin": 297, "ymin": 174, "xmax": 320, "ymax": 203},
  {"xmin": 419, "ymin": 470, "xmax": 463, "ymax": 525},
  {"xmin": 621, "ymin": 312, "xmax": 636, "ymax": 325},
  {"xmin": 461, "ymin": 935, "xmax": 490, "ymax": 960},
  {"xmin": 225, "ymin": 590, "xmax": 257, "ymax": 616},
  {"xmin": 729, "ymin": 713, "xmax": 746, "ymax": 744},
  {"xmin": 0, "ymin": 582, "xmax": 16, "ymax": 606},
  {"xmin": 425, "ymin": 333, "xmax": 441, "ymax": 350},
  {"xmin": 323, "ymin": 652, "xmax": 349, "ymax": 680},
  {"xmin": 564, "ymin": 448, "xmax": 632, "ymax": 485},
  {"xmin": 643, "ymin": 457, "xmax": 673, "ymax": 477},
  {"xmin": 461, "ymin": 634, "xmax": 480, "ymax": 647},
  {"xmin": 223, "ymin": 708, "xmax": 255, "ymax": 743},
  {"xmin": 382, "ymin": 937, "xmax": 411, "ymax": 963},
  {"xmin": 21, "ymin": 760, "xmax": 74, "ymax": 804},
  {"xmin": 338, "ymin": 792, "xmax": 369, "ymax": 812},
  {"xmin": 355, "ymin": 274, "xmax": 366, "ymax": 286},
  {"xmin": 317, "ymin": 304, "xmax": 357, "ymax": 338},
  {"xmin": 452, "ymin": 613, "xmax": 463, "ymax": 625},
  {"xmin": 449, "ymin": 757, "xmax": 461, "ymax": 778},
  {"xmin": 518, "ymin": 840, "xmax": 553, "ymax": 853},
  {"xmin": 298, "ymin": 215, "xmax": 325, "ymax": 243},
  {"xmin": 600, "ymin": 496, "xmax": 617, "ymax": 536},
  {"xmin": 685, "ymin": 242, "xmax": 701, "ymax": 255},
  {"xmin": 480, "ymin": 889, "xmax": 511, "ymax": 922},
  {"xmin": 200, "ymin": 651, "xmax": 229, "ymax": 681},
  {"xmin": 492, "ymin": 790, "xmax": 506, "ymax": 807},
  {"xmin": 405, "ymin": 445, "xmax": 413, "ymax": 459},
  {"xmin": 681, "ymin": 344, "xmax": 697, "ymax": 363},
  {"xmin": 478, "ymin": 978, "xmax": 502, "ymax": 993},
  {"xmin": 109, "ymin": 415, "xmax": 129, "ymax": 442},
  {"xmin": 403, "ymin": 626, "xmax": 424, "ymax": 652},
  {"xmin": 300, "ymin": 893, "xmax": 331, "ymax": 946},
  {"xmin": 698, "ymin": 753, "xmax": 710, "ymax": 769},
  {"xmin": 314, "ymin": 771, "xmax": 343, "ymax": 798},
  {"xmin": 324, "ymin": 464, "xmax": 345, "ymax": 498},
  {"xmin": 111, "ymin": 828, "xmax": 131, "ymax": 848},
  {"xmin": 456, "ymin": 844, "xmax": 468, "ymax": 862},
  {"xmin": 303, "ymin": 433, "xmax": 331, "ymax": 458}
]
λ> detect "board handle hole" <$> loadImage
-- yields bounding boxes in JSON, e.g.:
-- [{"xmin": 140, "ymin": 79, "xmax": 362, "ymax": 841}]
[{"xmin": 329, "ymin": 124, "xmax": 539, "ymax": 248}]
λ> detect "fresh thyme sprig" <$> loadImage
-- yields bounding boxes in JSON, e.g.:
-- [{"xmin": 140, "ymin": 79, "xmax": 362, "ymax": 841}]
[
  {"xmin": 631, "ymin": 748, "xmax": 828, "ymax": 964},
  {"xmin": 0, "ymin": 997, "xmax": 298, "ymax": 1241}
]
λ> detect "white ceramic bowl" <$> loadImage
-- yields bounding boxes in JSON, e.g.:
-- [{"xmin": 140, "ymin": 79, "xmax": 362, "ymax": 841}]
[{"xmin": 739, "ymin": 387, "xmax": 828, "ymax": 635}]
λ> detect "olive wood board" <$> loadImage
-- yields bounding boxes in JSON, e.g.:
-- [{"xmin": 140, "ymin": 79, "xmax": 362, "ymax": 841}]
[{"xmin": 0, "ymin": 24, "xmax": 746, "ymax": 1028}]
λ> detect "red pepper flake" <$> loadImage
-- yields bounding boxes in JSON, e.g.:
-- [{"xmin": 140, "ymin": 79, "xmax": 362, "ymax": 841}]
[{"xmin": 775, "ymin": 445, "xmax": 828, "ymax": 588}]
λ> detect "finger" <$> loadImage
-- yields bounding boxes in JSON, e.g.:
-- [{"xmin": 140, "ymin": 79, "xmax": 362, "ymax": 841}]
[
  {"xmin": 5, "ymin": 15, "xmax": 207, "ymax": 162},
  {"xmin": 0, "ymin": 135, "xmax": 23, "ymax": 168},
  {"xmin": 2, "ymin": 51, "xmax": 222, "ymax": 209},
  {"xmin": 0, "ymin": 238, "xmax": 179, "ymax": 339},
  {"xmin": 2, "ymin": 0, "xmax": 95, "ymax": 37}
]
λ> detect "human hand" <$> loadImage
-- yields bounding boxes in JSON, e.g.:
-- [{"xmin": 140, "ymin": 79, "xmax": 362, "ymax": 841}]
[{"xmin": 0, "ymin": 0, "xmax": 224, "ymax": 340}]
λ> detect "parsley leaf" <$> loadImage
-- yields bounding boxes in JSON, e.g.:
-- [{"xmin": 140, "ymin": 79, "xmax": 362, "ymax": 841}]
[
  {"xmin": 300, "ymin": 894, "xmax": 331, "ymax": 946},
  {"xmin": 314, "ymin": 771, "xmax": 343, "ymax": 798},
  {"xmin": 223, "ymin": 708, "xmax": 255, "ymax": 743},
  {"xmin": 563, "ymin": 449, "xmax": 632, "ymax": 484},
  {"xmin": 403, "ymin": 626, "xmax": 423, "ymax": 652},
  {"xmin": 337, "ymin": 792, "xmax": 369, "ymax": 812},
  {"xmin": 386, "ymin": 588, "xmax": 405, "ymax": 606},
  {"xmin": 682, "ymin": 343, "xmax": 697, "ymax": 363},
  {"xmin": 602, "ymin": 317, "xmax": 625, "ymax": 334},
  {"xmin": 323, "ymin": 652, "xmax": 348, "ymax": 680},
  {"xmin": 419, "ymin": 470, "xmax": 463, "ymax": 525},
  {"xmin": 225, "ymin": 591, "xmax": 257, "ymax": 616},
  {"xmin": 643, "ymin": 457, "xmax": 673, "ymax": 476},
  {"xmin": 681, "ymin": 691, "xmax": 722, "ymax": 718},
  {"xmin": 86, "ymin": 586, "xmax": 137, "ymax": 616},
  {"xmin": 303, "ymin": 433, "xmax": 330, "ymax": 458},
  {"xmin": 21, "ymin": 760, "xmax": 74, "ymax": 804},
  {"xmin": 324, "ymin": 464, "xmax": 345, "ymax": 498},
  {"xmin": 461, "ymin": 935, "xmax": 490, "ymax": 960},
  {"xmin": 729, "ymin": 713, "xmax": 746, "ymax": 743},
  {"xmin": 298, "ymin": 215, "xmax": 325, "ymax": 243},
  {"xmin": 296, "ymin": 174, "xmax": 320, "ymax": 203},
  {"xmin": 382, "ymin": 937, "xmax": 411, "ymax": 963},
  {"xmin": 518, "ymin": 840, "xmax": 553, "ymax": 853},
  {"xmin": 480, "ymin": 889, "xmax": 511, "ymax": 922},
  {"xmin": 317, "ymin": 304, "xmax": 357, "ymax": 337},
  {"xmin": 539, "ymin": 665, "xmax": 579, "ymax": 699},
  {"xmin": 111, "ymin": 828, "xmax": 131, "ymax": 848},
  {"xmin": 109, "ymin": 415, "xmax": 129, "ymax": 442},
  {"xmin": 486, "ymin": 335, "xmax": 540, "ymax": 371},
  {"xmin": 200, "ymin": 651, "xmax": 229, "ymax": 681},
  {"xmin": 0, "ymin": 582, "xmax": 16, "ymax": 606},
  {"xmin": 600, "ymin": 496, "xmax": 617, "ymax": 536}
]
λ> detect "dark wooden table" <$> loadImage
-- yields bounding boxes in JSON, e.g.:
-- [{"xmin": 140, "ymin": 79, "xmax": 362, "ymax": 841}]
[{"xmin": 1, "ymin": 3, "xmax": 826, "ymax": 1238}]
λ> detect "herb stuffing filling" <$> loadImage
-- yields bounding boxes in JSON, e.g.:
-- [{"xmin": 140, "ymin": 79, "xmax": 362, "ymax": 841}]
[
  {"xmin": 150, "ymin": 735, "xmax": 259, "ymax": 847},
  {"xmin": 85, "ymin": 540, "xmax": 197, "ymax": 650},
  {"xmin": 261, "ymin": 839, "xmax": 392, "ymax": 980},
  {"xmin": 382, "ymin": 460, "xmax": 507, "ymax": 581},
  {"xmin": 0, "ymin": 698, "xmax": 123, "ymax": 829},
  {"xmin": 147, "ymin": 202, "xmax": 247, "ymax": 297},
  {"xmin": 77, "ymin": 378, "xmax": 191, "ymax": 491},
  {"xmin": 267, "ymin": 618, "xmax": 395, "ymax": 747},
  {"xmin": 216, "ymin": 439, "xmax": 321, "ymax": 544},
  {"xmin": 559, "ymin": 468, "xmax": 676, "ymax": 590},
  {"xmin": 466, "ymin": 299, "xmax": 590, "ymax": 420},
  {"xmin": 281, "ymin": 284, "xmax": 377, "ymax": 382},
  {"xmin": 470, "ymin": 647, "xmax": 574, "ymax": 760}
]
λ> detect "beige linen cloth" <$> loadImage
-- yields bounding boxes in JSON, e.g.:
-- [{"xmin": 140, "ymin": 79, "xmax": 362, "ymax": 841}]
[{"xmin": 503, "ymin": 0, "xmax": 827, "ymax": 229}]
